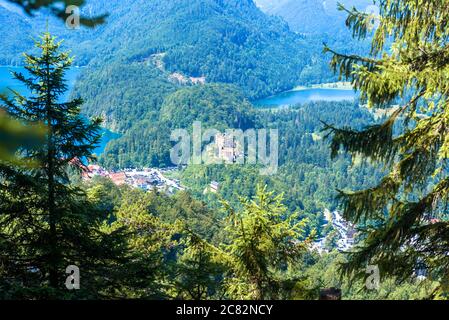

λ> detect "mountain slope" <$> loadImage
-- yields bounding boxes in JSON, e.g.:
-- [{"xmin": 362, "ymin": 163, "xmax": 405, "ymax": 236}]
[
  {"xmin": 0, "ymin": 0, "xmax": 111, "ymax": 65},
  {"xmin": 1, "ymin": 0, "xmax": 343, "ymax": 169},
  {"xmin": 77, "ymin": 0, "xmax": 317, "ymax": 100},
  {"xmin": 254, "ymin": 0, "xmax": 372, "ymax": 34},
  {"xmin": 73, "ymin": 0, "xmax": 334, "ymax": 128},
  {"xmin": 68, "ymin": 0, "xmax": 342, "ymax": 168},
  {"xmin": 0, "ymin": 5, "xmax": 33, "ymax": 65}
]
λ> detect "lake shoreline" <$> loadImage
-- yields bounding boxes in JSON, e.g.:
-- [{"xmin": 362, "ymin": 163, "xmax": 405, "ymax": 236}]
[
  {"xmin": 253, "ymin": 84, "xmax": 357, "ymax": 108},
  {"xmin": 1, "ymin": 65, "xmax": 119, "ymax": 155},
  {"xmin": 291, "ymin": 82, "xmax": 354, "ymax": 92}
]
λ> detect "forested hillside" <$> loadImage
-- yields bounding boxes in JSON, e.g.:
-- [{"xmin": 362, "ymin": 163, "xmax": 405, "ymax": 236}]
[
  {"xmin": 0, "ymin": 0, "xmax": 125, "ymax": 65},
  {"xmin": 1, "ymin": 0, "xmax": 334, "ymax": 92},
  {"xmin": 0, "ymin": 0, "xmax": 381, "ymax": 239},
  {"xmin": 254, "ymin": 0, "xmax": 372, "ymax": 67},
  {"xmin": 100, "ymin": 84, "xmax": 256, "ymax": 168},
  {"xmin": 254, "ymin": 0, "xmax": 371, "ymax": 34},
  {"xmin": 72, "ymin": 0, "xmax": 333, "ymax": 109},
  {"xmin": 67, "ymin": 0, "xmax": 344, "ymax": 173},
  {"xmin": 178, "ymin": 100, "xmax": 384, "ymax": 234},
  {"xmin": 0, "ymin": 5, "xmax": 32, "ymax": 65},
  {"xmin": 1, "ymin": 0, "xmax": 355, "ymax": 172}
]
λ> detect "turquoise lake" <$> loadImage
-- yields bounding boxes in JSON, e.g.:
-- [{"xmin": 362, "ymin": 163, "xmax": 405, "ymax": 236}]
[
  {"xmin": 0, "ymin": 66, "xmax": 79, "ymax": 100},
  {"xmin": 253, "ymin": 87, "xmax": 356, "ymax": 107},
  {"xmin": 0, "ymin": 66, "xmax": 119, "ymax": 155}
]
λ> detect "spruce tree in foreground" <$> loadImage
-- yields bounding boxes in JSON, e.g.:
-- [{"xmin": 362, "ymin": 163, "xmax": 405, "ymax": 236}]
[
  {"xmin": 0, "ymin": 32, "xmax": 125, "ymax": 298},
  {"xmin": 221, "ymin": 186, "xmax": 312, "ymax": 300},
  {"xmin": 324, "ymin": 0, "xmax": 449, "ymax": 297}
]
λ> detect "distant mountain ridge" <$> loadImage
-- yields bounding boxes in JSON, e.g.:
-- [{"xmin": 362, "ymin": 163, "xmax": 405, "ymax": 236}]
[
  {"xmin": 254, "ymin": 0, "xmax": 372, "ymax": 34},
  {"xmin": 0, "ymin": 4, "xmax": 32, "ymax": 65},
  {"xmin": 74, "ymin": 0, "xmax": 331, "ymax": 106},
  {"xmin": 0, "ymin": 0, "xmax": 113, "ymax": 65}
]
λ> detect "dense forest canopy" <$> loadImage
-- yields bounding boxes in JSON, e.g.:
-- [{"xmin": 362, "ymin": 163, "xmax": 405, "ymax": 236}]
[{"xmin": 0, "ymin": 0, "xmax": 447, "ymax": 302}]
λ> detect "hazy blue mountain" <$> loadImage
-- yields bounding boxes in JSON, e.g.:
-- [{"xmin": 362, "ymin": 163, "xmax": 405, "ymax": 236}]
[
  {"xmin": 0, "ymin": 0, "xmax": 110, "ymax": 65},
  {"xmin": 0, "ymin": 4, "xmax": 33, "ymax": 65},
  {"xmin": 254, "ymin": 0, "xmax": 372, "ymax": 34}
]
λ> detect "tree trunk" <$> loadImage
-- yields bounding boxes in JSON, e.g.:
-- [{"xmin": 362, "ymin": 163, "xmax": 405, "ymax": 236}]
[{"xmin": 45, "ymin": 51, "xmax": 58, "ymax": 289}]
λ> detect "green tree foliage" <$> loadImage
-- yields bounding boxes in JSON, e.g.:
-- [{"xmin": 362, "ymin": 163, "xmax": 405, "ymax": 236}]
[
  {"xmin": 85, "ymin": 179, "xmax": 319, "ymax": 300},
  {"xmin": 173, "ymin": 233, "xmax": 225, "ymax": 300},
  {"xmin": 0, "ymin": 33, "xmax": 126, "ymax": 298},
  {"xmin": 0, "ymin": 110, "xmax": 44, "ymax": 165},
  {"xmin": 324, "ymin": 0, "xmax": 449, "ymax": 297},
  {"xmin": 180, "ymin": 101, "xmax": 383, "ymax": 237},
  {"xmin": 100, "ymin": 187, "xmax": 181, "ymax": 299},
  {"xmin": 160, "ymin": 84, "xmax": 255, "ymax": 130},
  {"xmin": 100, "ymin": 84, "xmax": 256, "ymax": 168},
  {"xmin": 83, "ymin": 176, "xmax": 437, "ymax": 300},
  {"xmin": 302, "ymin": 251, "xmax": 438, "ymax": 300},
  {"xmin": 220, "ymin": 186, "xmax": 313, "ymax": 300},
  {"xmin": 83, "ymin": 179, "xmax": 227, "ymax": 299}
]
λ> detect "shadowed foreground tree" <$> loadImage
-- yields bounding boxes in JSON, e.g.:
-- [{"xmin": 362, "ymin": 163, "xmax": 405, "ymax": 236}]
[
  {"xmin": 220, "ymin": 186, "xmax": 313, "ymax": 300},
  {"xmin": 173, "ymin": 232, "xmax": 226, "ymax": 300},
  {"xmin": 99, "ymin": 186, "xmax": 182, "ymax": 299},
  {"xmin": 324, "ymin": 0, "xmax": 449, "ymax": 297},
  {"xmin": 0, "ymin": 32, "xmax": 127, "ymax": 298}
]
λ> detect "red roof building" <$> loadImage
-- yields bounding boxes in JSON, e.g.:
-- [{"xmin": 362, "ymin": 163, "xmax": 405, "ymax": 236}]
[{"xmin": 109, "ymin": 172, "xmax": 128, "ymax": 186}]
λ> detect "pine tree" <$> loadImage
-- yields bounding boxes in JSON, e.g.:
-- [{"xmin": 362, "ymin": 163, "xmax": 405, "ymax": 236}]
[
  {"xmin": 0, "ymin": 32, "xmax": 125, "ymax": 298},
  {"xmin": 100, "ymin": 187, "xmax": 181, "ymax": 299},
  {"xmin": 323, "ymin": 0, "xmax": 449, "ymax": 296},
  {"xmin": 220, "ymin": 186, "xmax": 313, "ymax": 300},
  {"xmin": 174, "ymin": 232, "xmax": 225, "ymax": 300}
]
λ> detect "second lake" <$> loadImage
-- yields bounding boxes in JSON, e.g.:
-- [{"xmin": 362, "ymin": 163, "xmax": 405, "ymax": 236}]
[{"xmin": 253, "ymin": 88, "xmax": 356, "ymax": 108}]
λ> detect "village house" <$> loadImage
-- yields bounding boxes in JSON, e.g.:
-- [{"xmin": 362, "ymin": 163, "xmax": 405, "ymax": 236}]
[
  {"xmin": 109, "ymin": 172, "xmax": 128, "ymax": 186},
  {"xmin": 209, "ymin": 181, "xmax": 219, "ymax": 193},
  {"xmin": 204, "ymin": 181, "xmax": 220, "ymax": 194}
]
